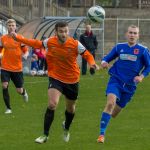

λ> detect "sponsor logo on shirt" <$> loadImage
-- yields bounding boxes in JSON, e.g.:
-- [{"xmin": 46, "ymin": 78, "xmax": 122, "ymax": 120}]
[{"xmin": 120, "ymin": 54, "xmax": 137, "ymax": 61}]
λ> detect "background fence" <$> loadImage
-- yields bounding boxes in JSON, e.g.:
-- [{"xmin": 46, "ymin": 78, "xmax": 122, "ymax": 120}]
[{"xmin": 103, "ymin": 18, "xmax": 150, "ymax": 57}]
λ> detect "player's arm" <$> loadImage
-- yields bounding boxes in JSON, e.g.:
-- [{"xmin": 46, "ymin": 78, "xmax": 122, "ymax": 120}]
[
  {"xmin": 140, "ymin": 48, "xmax": 150, "ymax": 77},
  {"xmin": 134, "ymin": 49, "xmax": 150, "ymax": 83},
  {"xmin": 101, "ymin": 45, "xmax": 118, "ymax": 69},
  {"xmin": 11, "ymin": 33, "xmax": 43, "ymax": 49}
]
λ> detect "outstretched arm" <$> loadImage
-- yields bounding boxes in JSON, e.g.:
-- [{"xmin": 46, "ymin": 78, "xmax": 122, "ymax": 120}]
[{"xmin": 11, "ymin": 32, "xmax": 43, "ymax": 49}]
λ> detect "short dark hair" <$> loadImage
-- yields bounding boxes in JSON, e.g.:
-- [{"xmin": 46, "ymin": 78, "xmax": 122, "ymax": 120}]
[{"xmin": 55, "ymin": 21, "xmax": 68, "ymax": 31}]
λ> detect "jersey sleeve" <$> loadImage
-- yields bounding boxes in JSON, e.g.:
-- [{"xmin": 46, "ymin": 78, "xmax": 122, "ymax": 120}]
[
  {"xmin": 141, "ymin": 48, "xmax": 150, "ymax": 77},
  {"xmin": 102, "ymin": 45, "xmax": 119, "ymax": 63},
  {"xmin": 77, "ymin": 41, "xmax": 86, "ymax": 54},
  {"xmin": 78, "ymin": 41, "xmax": 95, "ymax": 65},
  {"xmin": 16, "ymin": 34, "xmax": 43, "ymax": 49}
]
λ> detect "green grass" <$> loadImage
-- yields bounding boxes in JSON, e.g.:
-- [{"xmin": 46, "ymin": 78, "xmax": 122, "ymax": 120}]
[{"xmin": 0, "ymin": 70, "xmax": 150, "ymax": 150}]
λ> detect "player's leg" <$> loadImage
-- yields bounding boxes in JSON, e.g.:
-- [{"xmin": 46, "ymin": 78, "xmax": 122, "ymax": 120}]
[
  {"xmin": 111, "ymin": 104, "xmax": 122, "ymax": 118},
  {"xmin": 97, "ymin": 93, "xmax": 117, "ymax": 143},
  {"xmin": 62, "ymin": 99, "xmax": 76, "ymax": 142},
  {"xmin": 98, "ymin": 77, "xmax": 120, "ymax": 143},
  {"xmin": 45, "ymin": 88, "xmax": 61, "ymax": 135},
  {"xmin": 35, "ymin": 88, "xmax": 61, "ymax": 144},
  {"xmin": 113, "ymin": 84, "xmax": 136, "ymax": 117},
  {"xmin": 1, "ymin": 70, "xmax": 11, "ymax": 113},
  {"xmin": 63, "ymin": 82, "xmax": 78, "ymax": 142},
  {"xmin": 35, "ymin": 77, "xmax": 62, "ymax": 144},
  {"xmin": 11, "ymin": 72, "xmax": 28, "ymax": 102},
  {"xmin": 64, "ymin": 99, "xmax": 76, "ymax": 129}
]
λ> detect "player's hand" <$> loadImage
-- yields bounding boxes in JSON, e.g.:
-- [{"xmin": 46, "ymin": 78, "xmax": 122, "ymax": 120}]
[
  {"xmin": 89, "ymin": 64, "xmax": 100, "ymax": 75},
  {"xmin": 101, "ymin": 61, "xmax": 109, "ymax": 69},
  {"xmin": 134, "ymin": 75, "xmax": 144, "ymax": 83},
  {"xmin": 10, "ymin": 32, "xmax": 17, "ymax": 39}
]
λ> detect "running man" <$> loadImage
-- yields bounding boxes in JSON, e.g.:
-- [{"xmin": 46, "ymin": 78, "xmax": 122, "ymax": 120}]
[
  {"xmin": 11, "ymin": 21, "xmax": 99, "ymax": 143},
  {"xmin": 0, "ymin": 19, "xmax": 29, "ymax": 114},
  {"xmin": 97, "ymin": 25, "xmax": 150, "ymax": 143}
]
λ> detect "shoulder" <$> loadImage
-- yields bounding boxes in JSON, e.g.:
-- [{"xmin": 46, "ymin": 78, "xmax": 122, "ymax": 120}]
[
  {"xmin": 112, "ymin": 42, "xmax": 128, "ymax": 50},
  {"xmin": 136, "ymin": 43, "xmax": 148, "ymax": 49},
  {"xmin": 116, "ymin": 42, "xmax": 128, "ymax": 47},
  {"xmin": 1, "ymin": 34, "xmax": 7, "ymax": 39},
  {"xmin": 67, "ymin": 37, "xmax": 78, "ymax": 45},
  {"xmin": 46, "ymin": 36, "xmax": 57, "ymax": 43}
]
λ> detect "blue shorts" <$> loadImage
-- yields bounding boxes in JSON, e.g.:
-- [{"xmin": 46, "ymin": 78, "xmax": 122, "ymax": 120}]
[{"xmin": 106, "ymin": 76, "xmax": 136, "ymax": 108}]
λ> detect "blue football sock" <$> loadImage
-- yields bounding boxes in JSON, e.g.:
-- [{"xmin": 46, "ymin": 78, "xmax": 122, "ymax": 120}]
[{"xmin": 100, "ymin": 112, "xmax": 111, "ymax": 135}]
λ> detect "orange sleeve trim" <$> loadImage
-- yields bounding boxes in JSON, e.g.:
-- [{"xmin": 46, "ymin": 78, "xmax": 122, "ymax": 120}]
[
  {"xmin": 81, "ymin": 50, "xmax": 95, "ymax": 65},
  {"xmin": 16, "ymin": 34, "xmax": 43, "ymax": 49}
]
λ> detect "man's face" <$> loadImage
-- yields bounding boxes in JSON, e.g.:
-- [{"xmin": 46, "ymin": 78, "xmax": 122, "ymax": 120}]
[
  {"xmin": 55, "ymin": 26, "xmax": 69, "ymax": 43},
  {"xmin": 7, "ymin": 22, "xmax": 16, "ymax": 34},
  {"xmin": 126, "ymin": 27, "xmax": 139, "ymax": 46},
  {"xmin": 85, "ymin": 25, "xmax": 91, "ymax": 32}
]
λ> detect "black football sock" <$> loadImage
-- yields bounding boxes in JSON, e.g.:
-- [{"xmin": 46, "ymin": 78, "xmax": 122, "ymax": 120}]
[
  {"xmin": 44, "ymin": 108, "xmax": 55, "ymax": 136},
  {"xmin": 65, "ymin": 110, "xmax": 75, "ymax": 130},
  {"xmin": 3, "ymin": 88, "xmax": 11, "ymax": 109}
]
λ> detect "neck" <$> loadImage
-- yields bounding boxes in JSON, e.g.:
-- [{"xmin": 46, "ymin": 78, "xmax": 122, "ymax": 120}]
[{"xmin": 128, "ymin": 42, "xmax": 136, "ymax": 47}]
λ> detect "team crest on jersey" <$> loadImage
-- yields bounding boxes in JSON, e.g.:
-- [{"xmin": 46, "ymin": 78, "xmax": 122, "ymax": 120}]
[{"xmin": 134, "ymin": 49, "xmax": 139, "ymax": 54}]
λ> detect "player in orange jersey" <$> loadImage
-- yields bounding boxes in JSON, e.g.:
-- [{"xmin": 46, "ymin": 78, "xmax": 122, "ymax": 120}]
[
  {"xmin": 11, "ymin": 21, "xmax": 99, "ymax": 143},
  {"xmin": 0, "ymin": 19, "xmax": 29, "ymax": 114}
]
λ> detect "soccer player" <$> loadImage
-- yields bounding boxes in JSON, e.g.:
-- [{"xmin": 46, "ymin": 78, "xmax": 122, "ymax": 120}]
[
  {"xmin": 0, "ymin": 19, "xmax": 29, "ymax": 114},
  {"xmin": 97, "ymin": 25, "xmax": 150, "ymax": 143},
  {"xmin": 11, "ymin": 21, "xmax": 99, "ymax": 143}
]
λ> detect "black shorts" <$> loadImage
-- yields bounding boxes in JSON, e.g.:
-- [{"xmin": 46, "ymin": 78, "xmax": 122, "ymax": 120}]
[
  {"xmin": 1, "ymin": 69, "xmax": 24, "ymax": 88},
  {"xmin": 48, "ymin": 77, "xmax": 79, "ymax": 100}
]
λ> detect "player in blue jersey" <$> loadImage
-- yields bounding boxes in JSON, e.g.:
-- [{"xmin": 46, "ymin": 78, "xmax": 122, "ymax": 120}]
[{"xmin": 97, "ymin": 25, "xmax": 150, "ymax": 143}]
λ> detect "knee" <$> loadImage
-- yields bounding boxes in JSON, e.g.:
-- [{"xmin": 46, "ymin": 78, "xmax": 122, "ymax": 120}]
[
  {"xmin": 66, "ymin": 105, "xmax": 76, "ymax": 113},
  {"xmin": 48, "ymin": 101, "xmax": 58, "ymax": 110},
  {"xmin": 104, "ymin": 101, "xmax": 115, "ymax": 113}
]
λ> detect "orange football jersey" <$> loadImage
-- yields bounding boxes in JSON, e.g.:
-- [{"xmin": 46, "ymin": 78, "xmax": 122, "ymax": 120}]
[
  {"xmin": 0, "ymin": 34, "xmax": 28, "ymax": 72},
  {"xmin": 16, "ymin": 35, "xmax": 95, "ymax": 83}
]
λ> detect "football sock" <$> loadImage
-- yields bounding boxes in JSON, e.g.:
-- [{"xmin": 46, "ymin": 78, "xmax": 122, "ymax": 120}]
[
  {"xmin": 100, "ymin": 112, "xmax": 111, "ymax": 135},
  {"xmin": 3, "ymin": 88, "xmax": 11, "ymax": 109},
  {"xmin": 44, "ymin": 108, "xmax": 54, "ymax": 136},
  {"xmin": 65, "ymin": 110, "xmax": 75, "ymax": 130}
]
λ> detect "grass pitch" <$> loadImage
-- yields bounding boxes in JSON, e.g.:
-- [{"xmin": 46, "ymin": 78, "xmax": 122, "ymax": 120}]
[{"xmin": 0, "ymin": 70, "xmax": 150, "ymax": 150}]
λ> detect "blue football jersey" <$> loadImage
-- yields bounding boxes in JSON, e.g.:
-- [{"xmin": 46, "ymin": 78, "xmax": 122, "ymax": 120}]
[{"xmin": 103, "ymin": 42, "xmax": 150, "ymax": 85}]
